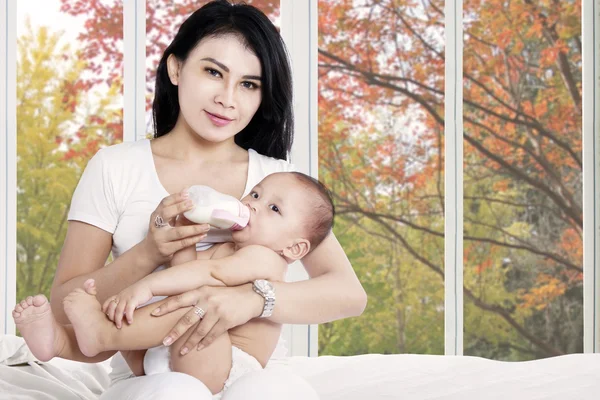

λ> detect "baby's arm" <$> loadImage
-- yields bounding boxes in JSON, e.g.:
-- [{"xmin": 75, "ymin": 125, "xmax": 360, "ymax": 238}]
[
  {"xmin": 146, "ymin": 245, "xmax": 285, "ymax": 294},
  {"xmin": 210, "ymin": 245, "xmax": 288, "ymax": 284},
  {"xmin": 145, "ymin": 245, "xmax": 287, "ymax": 295},
  {"xmin": 169, "ymin": 242, "xmax": 198, "ymax": 267}
]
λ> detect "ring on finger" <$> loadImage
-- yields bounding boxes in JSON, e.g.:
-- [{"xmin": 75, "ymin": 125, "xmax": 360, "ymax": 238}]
[
  {"xmin": 154, "ymin": 215, "xmax": 169, "ymax": 229},
  {"xmin": 193, "ymin": 306, "xmax": 205, "ymax": 319}
]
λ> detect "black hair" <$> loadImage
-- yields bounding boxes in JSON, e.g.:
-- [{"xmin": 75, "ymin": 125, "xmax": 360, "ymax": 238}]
[
  {"xmin": 152, "ymin": 0, "xmax": 293, "ymax": 160},
  {"xmin": 290, "ymin": 172, "xmax": 335, "ymax": 252}
]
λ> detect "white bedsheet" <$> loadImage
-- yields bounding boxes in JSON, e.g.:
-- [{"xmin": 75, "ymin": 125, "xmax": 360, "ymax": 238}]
[{"xmin": 2, "ymin": 334, "xmax": 600, "ymax": 399}]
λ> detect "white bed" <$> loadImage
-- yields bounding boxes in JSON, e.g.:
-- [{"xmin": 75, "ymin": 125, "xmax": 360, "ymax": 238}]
[{"xmin": 2, "ymin": 334, "xmax": 600, "ymax": 399}]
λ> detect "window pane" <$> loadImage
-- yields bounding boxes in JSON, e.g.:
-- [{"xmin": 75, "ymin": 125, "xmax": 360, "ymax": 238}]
[
  {"xmin": 463, "ymin": 0, "xmax": 582, "ymax": 360},
  {"xmin": 318, "ymin": 0, "xmax": 445, "ymax": 356},
  {"xmin": 145, "ymin": 0, "xmax": 280, "ymax": 138},
  {"xmin": 16, "ymin": 0, "xmax": 124, "ymax": 302}
]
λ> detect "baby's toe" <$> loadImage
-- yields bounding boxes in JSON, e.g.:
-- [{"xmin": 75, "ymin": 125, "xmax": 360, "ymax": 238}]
[{"xmin": 32, "ymin": 294, "xmax": 47, "ymax": 307}]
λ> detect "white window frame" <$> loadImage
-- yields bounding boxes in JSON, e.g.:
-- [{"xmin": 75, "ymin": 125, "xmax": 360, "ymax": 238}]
[
  {"xmin": 279, "ymin": 0, "xmax": 319, "ymax": 357},
  {"xmin": 583, "ymin": 0, "xmax": 600, "ymax": 353},
  {"xmin": 444, "ymin": 0, "xmax": 464, "ymax": 356},
  {"xmin": 0, "ymin": 0, "xmax": 16, "ymax": 335},
  {"xmin": 123, "ymin": 0, "xmax": 146, "ymax": 143},
  {"xmin": 2, "ymin": 0, "xmax": 599, "ymax": 357}
]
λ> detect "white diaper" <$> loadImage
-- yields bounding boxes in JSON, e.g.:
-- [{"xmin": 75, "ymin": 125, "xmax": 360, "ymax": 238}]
[{"xmin": 143, "ymin": 345, "xmax": 262, "ymax": 399}]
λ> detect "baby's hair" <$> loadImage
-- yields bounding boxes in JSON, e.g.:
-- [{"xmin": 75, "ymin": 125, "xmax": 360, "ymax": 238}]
[{"xmin": 289, "ymin": 172, "xmax": 335, "ymax": 252}]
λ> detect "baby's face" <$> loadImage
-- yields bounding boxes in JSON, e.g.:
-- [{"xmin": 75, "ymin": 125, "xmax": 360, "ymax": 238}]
[{"xmin": 232, "ymin": 173, "xmax": 310, "ymax": 252}]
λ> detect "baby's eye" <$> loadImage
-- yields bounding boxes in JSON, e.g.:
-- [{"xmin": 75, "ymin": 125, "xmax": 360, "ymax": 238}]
[
  {"xmin": 250, "ymin": 192, "xmax": 259, "ymax": 199},
  {"xmin": 205, "ymin": 68, "xmax": 222, "ymax": 78},
  {"xmin": 269, "ymin": 204, "xmax": 280, "ymax": 213}
]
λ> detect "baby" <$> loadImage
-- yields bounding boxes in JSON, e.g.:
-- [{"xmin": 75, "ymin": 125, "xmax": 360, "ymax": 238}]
[{"xmin": 13, "ymin": 172, "xmax": 334, "ymax": 397}]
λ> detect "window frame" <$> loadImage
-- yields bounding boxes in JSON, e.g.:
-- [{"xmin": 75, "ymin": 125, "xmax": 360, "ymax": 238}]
[
  {"xmin": 1, "ymin": 0, "xmax": 17, "ymax": 336},
  {"xmin": 1, "ymin": 0, "xmax": 598, "ymax": 357},
  {"xmin": 583, "ymin": 0, "xmax": 600, "ymax": 353}
]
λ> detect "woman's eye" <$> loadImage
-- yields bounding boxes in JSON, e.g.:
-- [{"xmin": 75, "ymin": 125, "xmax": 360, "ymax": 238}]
[
  {"xmin": 241, "ymin": 81, "xmax": 259, "ymax": 90},
  {"xmin": 251, "ymin": 192, "xmax": 259, "ymax": 199},
  {"xmin": 206, "ymin": 68, "xmax": 221, "ymax": 77},
  {"xmin": 269, "ymin": 204, "xmax": 280, "ymax": 213}
]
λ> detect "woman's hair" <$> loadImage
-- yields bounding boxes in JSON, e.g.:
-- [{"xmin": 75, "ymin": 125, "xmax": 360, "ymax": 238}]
[{"xmin": 152, "ymin": 0, "xmax": 294, "ymax": 161}]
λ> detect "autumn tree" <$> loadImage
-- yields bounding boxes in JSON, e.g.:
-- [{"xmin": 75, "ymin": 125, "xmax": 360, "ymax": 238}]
[
  {"xmin": 318, "ymin": 0, "xmax": 582, "ymax": 360},
  {"xmin": 39, "ymin": 0, "xmax": 585, "ymax": 360},
  {"xmin": 60, "ymin": 0, "xmax": 279, "ymax": 136},
  {"xmin": 16, "ymin": 21, "xmax": 121, "ymax": 300}
]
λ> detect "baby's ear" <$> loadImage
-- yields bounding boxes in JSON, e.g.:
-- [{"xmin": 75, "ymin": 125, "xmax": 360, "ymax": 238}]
[{"xmin": 282, "ymin": 239, "xmax": 310, "ymax": 261}]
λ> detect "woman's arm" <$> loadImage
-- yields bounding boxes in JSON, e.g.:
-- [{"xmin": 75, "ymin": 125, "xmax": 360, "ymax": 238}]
[
  {"xmin": 266, "ymin": 233, "xmax": 367, "ymax": 324},
  {"xmin": 50, "ymin": 221, "xmax": 157, "ymax": 324},
  {"xmin": 51, "ymin": 192, "xmax": 210, "ymax": 324},
  {"xmin": 153, "ymin": 232, "xmax": 366, "ymax": 352}
]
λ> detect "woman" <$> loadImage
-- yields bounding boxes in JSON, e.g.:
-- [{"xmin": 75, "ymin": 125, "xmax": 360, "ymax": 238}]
[{"xmin": 49, "ymin": 1, "xmax": 366, "ymax": 399}]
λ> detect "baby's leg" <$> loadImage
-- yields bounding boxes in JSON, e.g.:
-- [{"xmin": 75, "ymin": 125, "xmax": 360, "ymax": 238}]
[
  {"xmin": 169, "ymin": 331, "xmax": 232, "ymax": 394},
  {"xmin": 122, "ymin": 349, "xmax": 147, "ymax": 376},
  {"xmin": 62, "ymin": 280, "xmax": 194, "ymax": 358},
  {"xmin": 13, "ymin": 289, "xmax": 116, "ymax": 363}
]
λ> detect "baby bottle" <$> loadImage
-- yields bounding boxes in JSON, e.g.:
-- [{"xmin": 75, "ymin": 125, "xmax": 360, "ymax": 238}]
[{"xmin": 183, "ymin": 185, "xmax": 250, "ymax": 230}]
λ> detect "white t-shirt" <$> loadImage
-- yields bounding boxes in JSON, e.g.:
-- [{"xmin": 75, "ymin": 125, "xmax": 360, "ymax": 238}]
[{"xmin": 67, "ymin": 138, "xmax": 295, "ymax": 381}]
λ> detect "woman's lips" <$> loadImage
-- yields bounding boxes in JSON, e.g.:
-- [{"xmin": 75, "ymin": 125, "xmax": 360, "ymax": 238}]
[{"xmin": 205, "ymin": 110, "xmax": 233, "ymax": 127}]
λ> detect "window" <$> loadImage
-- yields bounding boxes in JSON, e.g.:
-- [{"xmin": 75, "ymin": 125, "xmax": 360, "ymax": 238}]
[
  {"xmin": 2, "ymin": 0, "xmax": 598, "ymax": 358},
  {"xmin": 462, "ymin": 0, "xmax": 583, "ymax": 360},
  {"xmin": 318, "ymin": 0, "xmax": 446, "ymax": 356},
  {"xmin": 14, "ymin": 0, "xmax": 124, "ymax": 306}
]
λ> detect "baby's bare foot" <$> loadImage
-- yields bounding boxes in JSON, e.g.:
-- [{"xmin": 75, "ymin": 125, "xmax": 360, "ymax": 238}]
[
  {"xmin": 63, "ymin": 279, "xmax": 110, "ymax": 358},
  {"xmin": 12, "ymin": 294, "xmax": 65, "ymax": 362}
]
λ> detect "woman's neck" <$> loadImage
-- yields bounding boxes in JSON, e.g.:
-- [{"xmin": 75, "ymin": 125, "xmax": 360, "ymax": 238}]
[{"xmin": 156, "ymin": 123, "xmax": 245, "ymax": 164}]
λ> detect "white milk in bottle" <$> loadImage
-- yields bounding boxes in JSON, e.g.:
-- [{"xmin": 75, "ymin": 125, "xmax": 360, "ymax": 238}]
[{"xmin": 183, "ymin": 185, "xmax": 250, "ymax": 230}]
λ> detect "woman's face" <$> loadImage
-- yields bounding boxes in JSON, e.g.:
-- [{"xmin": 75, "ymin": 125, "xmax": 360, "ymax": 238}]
[{"xmin": 168, "ymin": 34, "xmax": 263, "ymax": 143}]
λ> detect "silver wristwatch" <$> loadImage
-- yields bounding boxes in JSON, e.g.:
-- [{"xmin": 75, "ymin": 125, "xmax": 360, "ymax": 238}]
[{"xmin": 252, "ymin": 279, "xmax": 276, "ymax": 318}]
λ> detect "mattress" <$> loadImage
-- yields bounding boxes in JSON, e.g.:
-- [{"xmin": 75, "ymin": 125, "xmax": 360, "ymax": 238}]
[{"xmin": 2, "ymin": 334, "xmax": 599, "ymax": 399}]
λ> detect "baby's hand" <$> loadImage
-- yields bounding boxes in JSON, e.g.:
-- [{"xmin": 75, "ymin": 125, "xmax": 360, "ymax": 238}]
[{"xmin": 102, "ymin": 283, "xmax": 153, "ymax": 328}]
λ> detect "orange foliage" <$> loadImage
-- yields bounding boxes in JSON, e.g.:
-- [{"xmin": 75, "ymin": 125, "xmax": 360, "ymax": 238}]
[
  {"xmin": 518, "ymin": 274, "xmax": 567, "ymax": 311},
  {"xmin": 318, "ymin": 0, "xmax": 582, "ymax": 270}
]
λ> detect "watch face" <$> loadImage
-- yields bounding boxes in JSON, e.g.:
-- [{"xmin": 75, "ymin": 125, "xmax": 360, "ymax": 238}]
[{"xmin": 256, "ymin": 279, "xmax": 274, "ymax": 293}]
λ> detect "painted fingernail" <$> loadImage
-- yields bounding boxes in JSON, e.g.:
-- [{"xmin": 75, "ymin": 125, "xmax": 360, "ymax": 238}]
[
  {"xmin": 163, "ymin": 337, "xmax": 173, "ymax": 346},
  {"xmin": 152, "ymin": 308, "xmax": 160, "ymax": 315},
  {"xmin": 181, "ymin": 347, "xmax": 189, "ymax": 355},
  {"xmin": 181, "ymin": 190, "xmax": 189, "ymax": 198}
]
